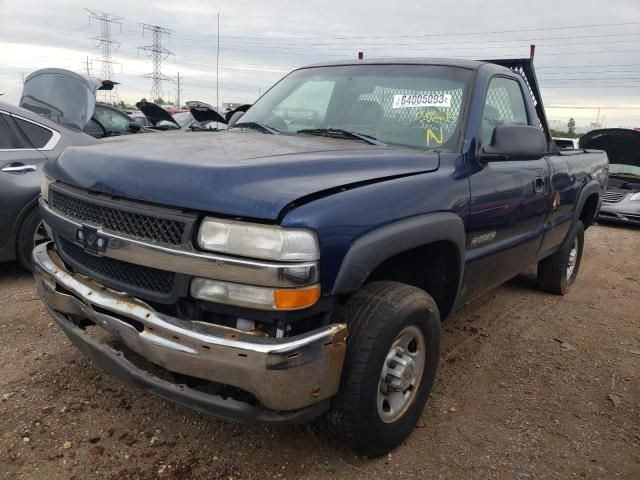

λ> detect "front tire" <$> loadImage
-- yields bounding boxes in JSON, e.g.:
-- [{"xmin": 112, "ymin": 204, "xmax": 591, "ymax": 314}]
[
  {"xmin": 16, "ymin": 207, "xmax": 48, "ymax": 271},
  {"xmin": 327, "ymin": 281, "xmax": 441, "ymax": 457},
  {"xmin": 537, "ymin": 220, "xmax": 584, "ymax": 294}
]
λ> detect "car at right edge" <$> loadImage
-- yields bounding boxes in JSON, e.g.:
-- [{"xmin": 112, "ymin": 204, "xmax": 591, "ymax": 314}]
[{"xmin": 580, "ymin": 128, "xmax": 640, "ymax": 226}]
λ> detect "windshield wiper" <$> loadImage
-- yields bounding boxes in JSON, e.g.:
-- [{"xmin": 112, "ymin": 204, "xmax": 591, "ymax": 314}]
[
  {"xmin": 232, "ymin": 122, "xmax": 279, "ymax": 134},
  {"xmin": 297, "ymin": 128, "xmax": 387, "ymax": 146}
]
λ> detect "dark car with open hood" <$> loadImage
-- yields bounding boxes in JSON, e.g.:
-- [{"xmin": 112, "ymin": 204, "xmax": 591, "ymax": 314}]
[
  {"xmin": 135, "ymin": 100, "xmax": 228, "ymax": 131},
  {"xmin": 33, "ymin": 57, "xmax": 607, "ymax": 457},
  {"xmin": 580, "ymin": 128, "xmax": 640, "ymax": 226}
]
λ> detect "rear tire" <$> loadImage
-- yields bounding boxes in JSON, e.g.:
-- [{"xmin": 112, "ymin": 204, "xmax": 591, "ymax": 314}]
[
  {"xmin": 16, "ymin": 207, "xmax": 48, "ymax": 272},
  {"xmin": 537, "ymin": 220, "xmax": 584, "ymax": 294},
  {"xmin": 326, "ymin": 281, "xmax": 441, "ymax": 457}
]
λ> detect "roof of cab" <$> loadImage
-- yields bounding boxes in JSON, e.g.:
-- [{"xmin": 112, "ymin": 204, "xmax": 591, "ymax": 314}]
[{"xmin": 300, "ymin": 57, "xmax": 490, "ymax": 70}]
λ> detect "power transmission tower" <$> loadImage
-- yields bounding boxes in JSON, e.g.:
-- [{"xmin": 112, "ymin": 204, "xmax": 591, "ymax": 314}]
[
  {"xmin": 139, "ymin": 24, "xmax": 174, "ymax": 103},
  {"xmin": 175, "ymin": 72, "xmax": 182, "ymax": 108},
  {"xmin": 86, "ymin": 9, "xmax": 123, "ymax": 104}
]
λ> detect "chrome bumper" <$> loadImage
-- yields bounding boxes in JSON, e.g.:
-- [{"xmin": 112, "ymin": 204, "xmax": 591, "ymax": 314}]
[{"xmin": 33, "ymin": 242, "xmax": 346, "ymax": 415}]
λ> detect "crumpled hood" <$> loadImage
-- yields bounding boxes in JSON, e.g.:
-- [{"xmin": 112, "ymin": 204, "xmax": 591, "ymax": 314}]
[{"xmin": 47, "ymin": 130, "xmax": 440, "ymax": 220}]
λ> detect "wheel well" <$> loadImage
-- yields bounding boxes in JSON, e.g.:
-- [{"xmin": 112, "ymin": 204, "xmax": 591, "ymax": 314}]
[
  {"xmin": 364, "ymin": 241, "xmax": 459, "ymax": 319},
  {"xmin": 580, "ymin": 193, "xmax": 599, "ymax": 229}
]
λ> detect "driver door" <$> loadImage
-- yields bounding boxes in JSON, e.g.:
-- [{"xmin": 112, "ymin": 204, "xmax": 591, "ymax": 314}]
[{"xmin": 464, "ymin": 76, "xmax": 550, "ymax": 296}]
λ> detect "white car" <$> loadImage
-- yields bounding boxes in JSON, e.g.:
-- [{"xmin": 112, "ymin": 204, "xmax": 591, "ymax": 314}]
[{"xmin": 553, "ymin": 137, "xmax": 580, "ymax": 149}]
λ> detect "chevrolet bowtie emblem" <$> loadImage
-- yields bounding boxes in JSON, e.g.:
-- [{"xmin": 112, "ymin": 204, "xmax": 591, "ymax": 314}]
[{"xmin": 76, "ymin": 225, "xmax": 108, "ymax": 254}]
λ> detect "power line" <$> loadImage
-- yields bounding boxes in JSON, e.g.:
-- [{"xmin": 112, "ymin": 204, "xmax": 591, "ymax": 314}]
[
  {"xmin": 207, "ymin": 32, "xmax": 640, "ymax": 48},
  {"xmin": 139, "ymin": 23, "xmax": 174, "ymax": 102},
  {"xmin": 172, "ymin": 20, "xmax": 640, "ymax": 42},
  {"xmin": 85, "ymin": 9, "xmax": 123, "ymax": 103}
]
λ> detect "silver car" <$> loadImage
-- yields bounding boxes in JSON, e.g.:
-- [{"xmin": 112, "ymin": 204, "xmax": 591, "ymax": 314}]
[{"xmin": 580, "ymin": 129, "xmax": 640, "ymax": 226}]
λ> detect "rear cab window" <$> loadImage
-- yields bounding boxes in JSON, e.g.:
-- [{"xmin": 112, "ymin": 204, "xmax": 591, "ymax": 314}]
[{"xmin": 481, "ymin": 76, "xmax": 529, "ymax": 146}]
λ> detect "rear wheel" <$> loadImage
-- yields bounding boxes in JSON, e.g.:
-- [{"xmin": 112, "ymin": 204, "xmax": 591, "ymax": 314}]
[
  {"xmin": 537, "ymin": 220, "xmax": 584, "ymax": 294},
  {"xmin": 327, "ymin": 281, "xmax": 441, "ymax": 457},
  {"xmin": 16, "ymin": 207, "xmax": 48, "ymax": 271}
]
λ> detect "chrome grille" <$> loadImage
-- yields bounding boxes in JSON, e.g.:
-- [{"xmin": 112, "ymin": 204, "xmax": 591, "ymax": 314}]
[
  {"xmin": 50, "ymin": 189, "xmax": 186, "ymax": 245},
  {"xmin": 603, "ymin": 191, "xmax": 628, "ymax": 204},
  {"xmin": 57, "ymin": 237, "xmax": 175, "ymax": 294}
]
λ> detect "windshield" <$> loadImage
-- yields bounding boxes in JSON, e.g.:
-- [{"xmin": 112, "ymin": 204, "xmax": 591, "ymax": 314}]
[
  {"xmin": 239, "ymin": 64, "xmax": 472, "ymax": 150},
  {"xmin": 172, "ymin": 111, "xmax": 192, "ymax": 128},
  {"xmin": 610, "ymin": 164, "xmax": 640, "ymax": 178}
]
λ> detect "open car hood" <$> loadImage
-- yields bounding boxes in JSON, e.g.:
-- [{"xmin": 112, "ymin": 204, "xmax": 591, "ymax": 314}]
[
  {"xmin": 579, "ymin": 128, "xmax": 640, "ymax": 167},
  {"xmin": 225, "ymin": 104, "xmax": 252, "ymax": 123},
  {"xmin": 19, "ymin": 68, "xmax": 116, "ymax": 131},
  {"xmin": 186, "ymin": 101, "xmax": 227, "ymax": 124},
  {"xmin": 135, "ymin": 101, "xmax": 180, "ymax": 127}
]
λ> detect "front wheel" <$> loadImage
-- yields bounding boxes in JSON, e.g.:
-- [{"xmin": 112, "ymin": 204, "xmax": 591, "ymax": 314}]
[
  {"xmin": 326, "ymin": 281, "xmax": 441, "ymax": 457},
  {"xmin": 16, "ymin": 207, "xmax": 49, "ymax": 271}
]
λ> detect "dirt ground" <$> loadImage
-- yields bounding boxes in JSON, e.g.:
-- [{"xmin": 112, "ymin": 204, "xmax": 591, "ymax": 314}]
[{"xmin": 0, "ymin": 223, "xmax": 638, "ymax": 480}]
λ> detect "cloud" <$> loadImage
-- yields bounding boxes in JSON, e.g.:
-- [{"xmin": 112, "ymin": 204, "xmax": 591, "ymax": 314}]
[{"xmin": 1, "ymin": 0, "xmax": 639, "ymax": 127}]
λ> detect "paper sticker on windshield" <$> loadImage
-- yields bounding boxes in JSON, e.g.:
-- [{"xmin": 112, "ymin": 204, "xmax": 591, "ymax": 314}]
[{"xmin": 392, "ymin": 93, "xmax": 451, "ymax": 109}]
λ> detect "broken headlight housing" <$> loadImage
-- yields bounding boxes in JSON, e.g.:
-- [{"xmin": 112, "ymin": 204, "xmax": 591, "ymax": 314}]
[{"xmin": 197, "ymin": 217, "xmax": 319, "ymax": 262}]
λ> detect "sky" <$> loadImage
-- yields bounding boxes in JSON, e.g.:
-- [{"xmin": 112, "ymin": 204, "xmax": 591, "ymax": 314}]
[{"xmin": 1, "ymin": 0, "xmax": 640, "ymax": 130}]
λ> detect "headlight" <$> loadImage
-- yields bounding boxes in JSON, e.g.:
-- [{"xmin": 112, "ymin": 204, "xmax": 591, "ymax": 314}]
[
  {"xmin": 197, "ymin": 217, "xmax": 319, "ymax": 261},
  {"xmin": 629, "ymin": 192, "xmax": 640, "ymax": 201},
  {"xmin": 191, "ymin": 278, "xmax": 320, "ymax": 310},
  {"xmin": 40, "ymin": 175, "xmax": 52, "ymax": 201}
]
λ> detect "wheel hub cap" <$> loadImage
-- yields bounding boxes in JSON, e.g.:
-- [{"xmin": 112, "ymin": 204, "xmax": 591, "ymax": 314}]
[{"xmin": 377, "ymin": 325, "xmax": 427, "ymax": 423}]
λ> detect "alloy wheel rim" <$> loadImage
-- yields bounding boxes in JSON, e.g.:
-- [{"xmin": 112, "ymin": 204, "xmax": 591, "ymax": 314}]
[
  {"xmin": 567, "ymin": 237, "xmax": 579, "ymax": 279},
  {"xmin": 377, "ymin": 324, "xmax": 426, "ymax": 423}
]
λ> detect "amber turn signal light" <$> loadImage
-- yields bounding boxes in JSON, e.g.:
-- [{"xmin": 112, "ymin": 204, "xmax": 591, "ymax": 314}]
[{"xmin": 274, "ymin": 285, "xmax": 321, "ymax": 310}]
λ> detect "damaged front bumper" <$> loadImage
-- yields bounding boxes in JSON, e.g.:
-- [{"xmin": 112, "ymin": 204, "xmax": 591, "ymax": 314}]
[{"xmin": 33, "ymin": 242, "xmax": 347, "ymax": 424}]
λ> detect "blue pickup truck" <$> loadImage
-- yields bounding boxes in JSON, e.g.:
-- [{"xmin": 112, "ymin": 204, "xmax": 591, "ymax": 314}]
[{"xmin": 33, "ymin": 58, "xmax": 608, "ymax": 457}]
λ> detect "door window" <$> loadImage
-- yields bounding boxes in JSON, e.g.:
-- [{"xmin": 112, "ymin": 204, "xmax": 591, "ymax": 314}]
[
  {"xmin": 13, "ymin": 117, "xmax": 53, "ymax": 148},
  {"xmin": 94, "ymin": 105, "xmax": 132, "ymax": 133},
  {"xmin": 482, "ymin": 77, "xmax": 529, "ymax": 146},
  {"xmin": 0, "ymin": 114, "xmax": 28, "ymax": 149}
]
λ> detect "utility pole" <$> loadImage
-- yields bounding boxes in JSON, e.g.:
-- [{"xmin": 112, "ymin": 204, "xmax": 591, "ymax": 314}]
[
  {"xmin": 216, "ymin": 13, "xmax": 220, "ymax": 113},
  {"xmin": 175, "ymin": 72, "xmax": 182, "ymax": 108},
  {"xmin": 86, "ymin": 9, "xmax": 123, "ymax": 104},
  {"xmin": 84, "ymin": 56, "xmax": 91, "ymax": 75},
  {"xmin": 139, "ymin": 24, "xmax": 174, "ymax": 104}
]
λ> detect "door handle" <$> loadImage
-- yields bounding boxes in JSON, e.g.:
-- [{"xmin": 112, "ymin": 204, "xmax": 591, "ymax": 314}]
[
  {"xmin": 533, "ymin": 176, "xmax": 546, "ymax": 193},
  {"xmin": 1, "ymin": 164, "xmax": 37, "ymax": 174}
]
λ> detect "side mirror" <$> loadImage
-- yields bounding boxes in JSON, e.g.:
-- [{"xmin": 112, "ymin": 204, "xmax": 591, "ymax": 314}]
[
  {"xmin": 480, "ymin": 125, "xmax": 546, "ymax": 163},
  {"xmin": 228, "ymin": 111, "xmax": 245, "ymax": 127},
  {"xmin": 128, "ymin": 121, "xmax": 142, "ymax": 133}
]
